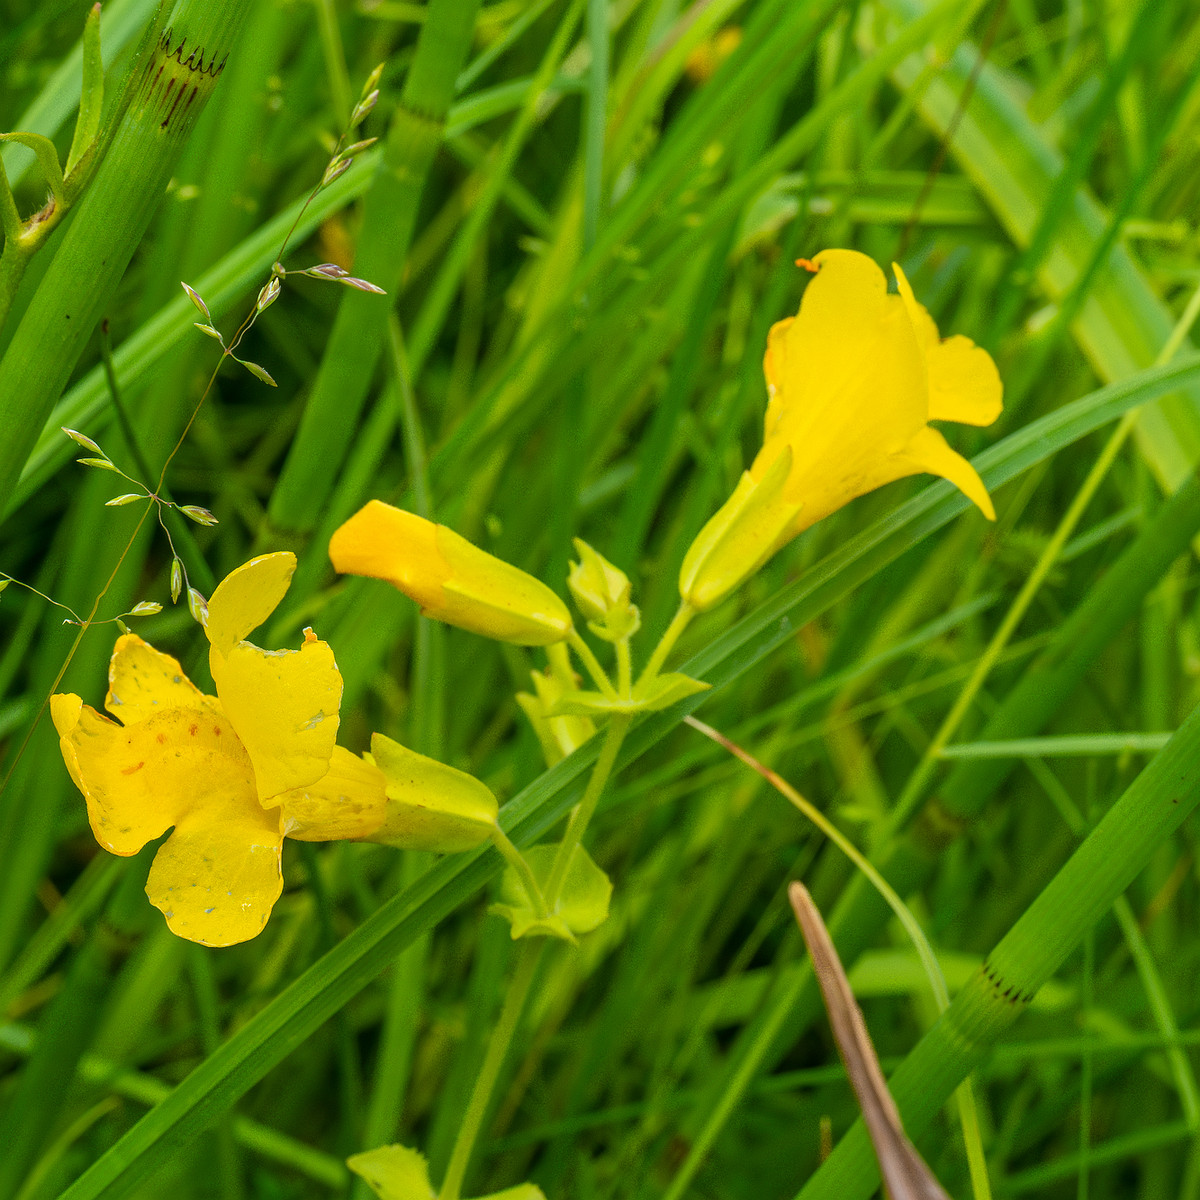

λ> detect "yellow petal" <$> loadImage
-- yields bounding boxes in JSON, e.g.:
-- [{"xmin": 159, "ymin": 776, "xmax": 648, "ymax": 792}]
[
  {"xmin": 924, "ymin": 334, "xmax": 1003, "ymax": 426},
  {"xmin": 366, "ymin": 732, "xmax": 498, "ymax": 852},
  {"xmin": 757, "ymin": 249, "xmax": 928, "ymax": 493},
  {"xmin": 205, "ymin": 552, "xmax": 297, "ymax": 658},
  {"xmin": 104, "ymin": 633, "xmax": 212, "ymax": 725},
  {"xmin": 893, "ymin": 262, "xmax": 1002, "ymax": 427},
  {"xmin": 892, "ymin": 425, "xmax": 995, "ymax": 520},
  {"xmin": 211, "ymin": 633, "xmax": 342, "ymax": 805},
  {"xmin": 328, "ymin": 501, "xmax": 446, "ymax": 612},
  {"xmin": 278, "ymin": 745, "xmax": 388, "ymax": 841},
  {"xmin": 53, "ymin": 701, "xmax": 256, "ymax": 856},
  {"xmin": 146, "ymin": 800, "xmax": 283, "ymax": 947}
]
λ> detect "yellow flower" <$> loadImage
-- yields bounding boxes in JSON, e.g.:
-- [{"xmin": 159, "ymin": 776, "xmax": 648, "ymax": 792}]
[
  {"xmin": 679, "ymin": 249, "xmax": 1002, "ymax": 611},
  {"xmin": 329, "ymin": 500, "xmax": 572, "ymax": 646},
  {"xmin": 51, "ymin": 552, "xmax": 388, "ymax": 947}
]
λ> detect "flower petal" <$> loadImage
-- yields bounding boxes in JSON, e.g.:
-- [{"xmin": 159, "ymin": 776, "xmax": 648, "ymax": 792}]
[
  {"xmin": 892, "ymin": 425, "xmax": 995, "ymax": 520},
  {"xmin": 205, "ymin": 552, "xmax": 297, "ymax": 658},
  {"xmin": 328, "ymin": 501, "xmax": 446, "ymax": 612},
  {"xmin": 146, "ymin": 802, "xmax": 283, "ymax": 946},
  {"xmin": 52, "ymin": 699, "xmax": 257, "ymax": 856},
  {"xmin": 278, "ymin": 745, "xmax": 388, "ymax": 841},
  {"xmin": 211, "ymin": 633, "xmax": 342, "ymax": 804},
  {"xmin": 759, "ymin": 249, "xmax": 928, "ymax": 488},
  {"xmin": 924, "ymin": 335, "xmax": 1003, "ymax": 427},
  {"xmin": 104, "ymin": 633, "xmax": 212, "ymax": 725},
  {"xmin": 893, "ymin": 263, "xmax": 1002, "ymax": 427}
]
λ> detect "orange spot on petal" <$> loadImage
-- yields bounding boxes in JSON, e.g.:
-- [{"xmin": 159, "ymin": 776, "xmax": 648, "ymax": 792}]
[
  {"xmin": 156, "ymin": 733, "xmax": 167, "ymax": 744},
  {"xmin": 121, "ymin": 760, "xmax": 146, "ymax": 775},
  {"xmin": 189, "ymin": 723, "xmax": 199, "ymax": 736},
  {"xmin": 795, "ymin": 258, "xmax": 820, "ymax": 274}
]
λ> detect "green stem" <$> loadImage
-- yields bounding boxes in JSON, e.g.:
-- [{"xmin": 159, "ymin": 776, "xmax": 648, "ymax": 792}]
[
  {"xmin": 616, "ymin": 638, "xmax": 632, "ymax": 699},
  {"xmin": 544, "ymin": 714, "xmax": 631, "ymax": 906},
  {"xmin": 438, "ymin": 713, "xmax": 632, "ymax": 1199},
  {"xmin": 567, "ymin": 627, "xmax": 617, "ymax": 698},
  {"xmin": 438, "ymin": 941, "xmax": 545, "ymax": 1200},
  {"xmin": 490, "ymin": 826, "xmax": 551, "ymax": 920},
  {"xmin": 638, "ymin": 601, "xmax": 694, "ymax": 687}
]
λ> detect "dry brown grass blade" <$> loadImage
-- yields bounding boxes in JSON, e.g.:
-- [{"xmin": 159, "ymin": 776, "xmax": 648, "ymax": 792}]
[{"xmin": 788, "ymin": 881, "xmax": 953, "ymax": 1200}]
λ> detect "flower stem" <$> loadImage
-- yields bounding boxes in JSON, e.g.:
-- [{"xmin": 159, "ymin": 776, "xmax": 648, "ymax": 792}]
[
  {"xmin": 489, "ymin": 825, "xmax": 550, "ymax": 919},
  {"xmin": 438, "ymin": 710, "xmax": 631, "ymax": 1199},
  {"xmin": 438, "ymin": 940, "xmax": 545, "ymax": 1200},
  {"xmin": 615, "ymin": 638, "xmax": 632, "ymax": 699},
  {"xmin": 543, "ymin": 713, "xmax": 630, "ymax": 906},
  {"xmin": 637, "ymin": 601, "xmax": 694, "ymax": 688},
  {"xmin": 567, "ymin": 627, "xmax": 616, "ymax": 698}
]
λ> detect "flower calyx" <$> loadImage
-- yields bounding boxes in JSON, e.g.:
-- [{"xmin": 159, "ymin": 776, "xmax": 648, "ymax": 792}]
[{"xmin": 491, "ymin": 842, "xmax": 611, "ymax": 942}]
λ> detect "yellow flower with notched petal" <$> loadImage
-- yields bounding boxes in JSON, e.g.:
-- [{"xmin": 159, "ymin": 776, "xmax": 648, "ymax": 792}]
[
  {"xmin": 679, "ymin": 249, "xmax": 1002, "ymax": 611},
  {"xmin": 51, "ymin": 552, "xmax": 388, "ymax": 947},
  {"xmin": 330, "ymin": 500, "xmax": 573, "ymax": 646}
]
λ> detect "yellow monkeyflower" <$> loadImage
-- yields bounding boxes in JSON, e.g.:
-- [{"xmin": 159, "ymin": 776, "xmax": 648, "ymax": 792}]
[
  {"xmin": 680, "ymin": 249, "xmax": 1002, "ymax": 611},
  {"xmin": 330, "ymin": 500, "xmax": 572, "ymax": 646},
  {"xmin": 51, "ymin": 552, "xmax": 388, "ymax": 947}
]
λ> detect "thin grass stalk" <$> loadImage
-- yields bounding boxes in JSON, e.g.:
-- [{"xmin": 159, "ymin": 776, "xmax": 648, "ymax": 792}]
[
  {"xmin": 794, "ymin": 688, "xmax": 1200, "ymax": 1200},
  {"xmin": 266, "ymin": 0, "xmax": 482, "ymax": 535},
  {"xmin": 0, "ymin": 0, "xmax": 252, "ymax": 512}
]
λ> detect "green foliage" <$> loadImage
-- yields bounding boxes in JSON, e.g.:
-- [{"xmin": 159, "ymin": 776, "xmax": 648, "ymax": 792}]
[{"xmin": 3, "ymin": 3, "xmax": 1200, "ymax": 1200}]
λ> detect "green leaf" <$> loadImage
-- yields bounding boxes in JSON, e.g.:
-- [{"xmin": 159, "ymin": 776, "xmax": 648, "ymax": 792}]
[
  {"xmin": 475, "ymin": 1187, "xmax": 547, "ymax": 1200},
  {"xmin": 492, "ymin": 843, "xmax": 611, "ymax": 941},
  {"xmin": 549, "ymin": 672, "xmax": 710, "ymax": 716},
  {"xmin": 66, "ymin": 2, "xmax": 104, "ymax": 177},
  {"xmin": 632, "ymin": 672, "xmax": 712, "ymax": 711},
  {"xmin": 346, "ymin": 1144, "xmax": 435, "ymax": 1200}
]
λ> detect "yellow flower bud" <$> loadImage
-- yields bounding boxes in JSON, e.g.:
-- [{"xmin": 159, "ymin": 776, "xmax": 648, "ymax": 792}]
[
  {"xmin": 567, "ymin": 538, "xmax": 639, "ymax": 640},
  {"xmin": 329, "ymin": 500, "xmax": 572, "ymax": 646}
]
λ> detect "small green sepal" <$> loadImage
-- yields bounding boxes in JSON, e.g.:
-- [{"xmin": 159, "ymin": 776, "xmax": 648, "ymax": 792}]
[
  {"xmin": 678, "ymin": 446, "xmax": 803, "ymax": 612},
  {"xmin": 347, "ymin": 1142, "xmax": 547, "ymax": 1200},
  {"xmin": 346, "ymin": 1144, "xmax": 435, "ymax": 1200},
  {"xmin": 491, "ymin": 842, "xmax": 611, "ymax": 941}
]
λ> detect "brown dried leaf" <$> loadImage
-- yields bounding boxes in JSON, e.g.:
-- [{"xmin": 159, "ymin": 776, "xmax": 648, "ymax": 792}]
[{"xmin": 788, "ymin": 882, "xmax": 952, "ymax": 1200}]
